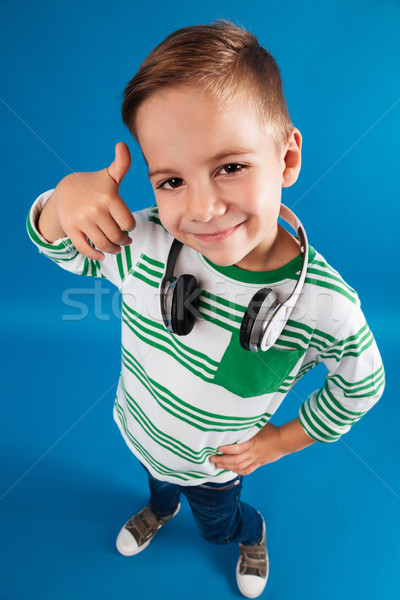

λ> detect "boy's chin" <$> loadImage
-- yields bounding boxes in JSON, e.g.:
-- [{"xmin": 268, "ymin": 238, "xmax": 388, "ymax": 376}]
[
  {"xmin": 174, "ymin": 235, "xmax": 246, "ymax": 267},
  {"xmin": 199, "ymin": 249, "xmax": 243, "ymax": 268}
]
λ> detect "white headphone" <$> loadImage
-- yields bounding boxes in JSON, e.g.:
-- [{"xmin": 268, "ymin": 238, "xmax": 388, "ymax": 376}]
[{"xmin": 160, "ymin": 203, "xmax": 308, "ymax": 352}]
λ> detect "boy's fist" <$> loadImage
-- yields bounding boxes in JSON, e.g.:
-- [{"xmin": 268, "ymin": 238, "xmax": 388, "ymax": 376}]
[{"xmin": 38, "ymin": 142, "xmax": 136, "ymax": 261}]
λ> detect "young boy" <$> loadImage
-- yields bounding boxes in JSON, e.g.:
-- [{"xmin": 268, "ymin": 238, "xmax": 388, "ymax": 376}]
[{"xmin": 27, "ymin": 20, "xmax": 385, "ymax": 599}]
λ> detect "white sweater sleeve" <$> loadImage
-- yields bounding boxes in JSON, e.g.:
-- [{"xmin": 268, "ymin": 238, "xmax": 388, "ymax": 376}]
[
  {"xmin": 26, "ymin": 189, "xmax": 134, "ymax": 289},
  {"xmin": 298, "ymin": 297, "xmax": 385, "ymax": 442}
]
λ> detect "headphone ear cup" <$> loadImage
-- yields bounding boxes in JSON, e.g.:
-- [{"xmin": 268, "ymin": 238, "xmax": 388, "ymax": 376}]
[
  {"xmin": 239, "ymin": 288, "xmax": 273, "ymax": 351},
  {"xmin": 171, "ymin": 274, "xmax": 200, "ymax": 335}
]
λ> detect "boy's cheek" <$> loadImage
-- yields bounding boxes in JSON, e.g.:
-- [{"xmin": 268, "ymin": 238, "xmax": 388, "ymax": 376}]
[{"xmin": 156, "ymin": 208, "xmax": 176, "ymax": 236}]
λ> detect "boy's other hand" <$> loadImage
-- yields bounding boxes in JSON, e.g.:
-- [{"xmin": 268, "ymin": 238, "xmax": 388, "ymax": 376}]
[
  {"xmin": 41, "ymin": 142, "xmax": 136, "ymax": 261},
  {"xmin": 209, "ymin": 423, "xmax": 287, "ymax": 475}
]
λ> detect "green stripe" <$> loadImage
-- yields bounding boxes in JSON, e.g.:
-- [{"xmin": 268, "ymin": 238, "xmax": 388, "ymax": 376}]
[
  {"xmin": 124, "ymin": 244, "xmax": 132, "ymax": 272},
  {"xmin": 198, "ymin": 309, "xmax": 238, "ymax": 333},
  {"xmin": 82, "ymin": 258, "xmax": 90, "ymax": 277},
  {"xmin": 332, "ymin": 323, "xmax": 369, "ymax": 349},
  {"xmin": 122, "ymin": 344, "xmax": 271, "ymax": 429},
  {"xmin": 116, "ymin": 402, "xmax": 190, "ymax": 479},
  {"xmin": 308, "ymin": 342, "xmax": 330, "ymax": 354},
  {"xmin": 303, "ymin": 276, "xmax": 357, "ymax": 303},
  {"xmin": 321, "ymin": 324, "xmax": 371, "ymax": 358},
  {"xmin": 283, "ymin": 320, "xmax": 337, "ymax": 351},
  {"xmin": 299, "ymin": 402, "xmax": 342, "ymax": 442},
  {"xmin": 115, "ymin": 401, "xmax": 207, "ymax": 481},
  {"xmin": 315, "ymin": 396, "xmax": 355, "ymax": 428},
  {"xmin": 122, "ymin": 311, "xmax": 216, "ymax": 382},
  {"xmin": 322, "ymin": 383, "xmax": 366, "ymax": 418},
  {"xmin": 309, "ymin": 330, "xmax": 336, "ymax": 347},
  {"xmin": 122, "ymin": 309, "xmax": 216, "ymax": 377},
  {"xmin": 307, "ymin": 338, "xmax": 336, "ymax": 354},
  {"xmin": 297, "ymin": 359, "xmax": 320, "ymax": 374},
  {"xmin": 116, "ymin": 252, "xmax": 125, "ymax": 280},
  {"xmin": 328, "ymin": 364, "xmax": 384, "ymax": 389},
  {"xmin": 315, "ymin": 394, "xmax": 350, "ymax": 428},
  {"xmin": 51, "ymin": 251, "xmax": 80, "ymax": 263},
  {"xmin": 202, "ymin": 246, "xmax": 317, "ymax": 284},
  {"xmin": 340, "ymin": 336, "xmax": 374, "ymax": 359},
  {"xmin": 122, "ymin": 353, "xmax": 267, "ymax": 432},
  {"xmin": 310, "ymin": 260, "xmax": 357, "ymax": 294},
  {"xmin": 141, "ymin": 254, "xmax": 164, "ymax": 269},
  {"xmin": 200, "ymin": 290, "xmax": 247, "ymax": 314},
  {"xmin": 285, "ymin": 319, "xmax": 315, "ymax": 336},
  {"xmin": 322, "ymin": 333, "xmax": 373, "ymax": 362},
  {"xmin": 299, "ymin": 404, "xmax": 334, "ymax": 442},
  {"xmin": 137, "ymin": 262, "xmax": 163, "ymax": 279},
  {"xmin": 26, "ymin": 209, "xmax": 73, "ymax": 251},
  {"xmin": 316, "ymin": 390, "xmax": 361, "ymax": 427},
  {"xmin": 120, "ymin": 380, "xmax": 216, "ymax": 462},
  {"xmin": 273, "ymin": 339, "xmax": 305, "ymax": 352},
  {"xmin": 304, "ymin": 396, "xmax": 346, "ymax": 436},
  {"xmin": 148, "ymin": 216, "xmax": 162, "ymax": 226},
  {"xmin": 327, "ymin": 365, "xmax": 385, "ymax": 397},
  {"xmin": 279, "ymin": 328, "xmax": 310, "ymax": 348},
  {"xmin": 278, "ymin": 360, "xmax": 318, "ymax": 392},
  {"xmin": 305, "ymin": 264, "xmax": 357, "ymax": 298},
  {"xmin": 198, "ymin": 299, "xmax": 243, "ymax": 323},
  {"xmin": 132, "ymin": 271, "xmax": 160, "ymax": 288},
  {"xmin": 123, "ymin": 302, "xmax": 219, "ymax": 367}
]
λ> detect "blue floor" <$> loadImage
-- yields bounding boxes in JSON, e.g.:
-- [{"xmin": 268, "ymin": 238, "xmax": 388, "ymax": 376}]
[{"xmin": 1, "ymin": 308, "xmax": 398, "ymax": 599}]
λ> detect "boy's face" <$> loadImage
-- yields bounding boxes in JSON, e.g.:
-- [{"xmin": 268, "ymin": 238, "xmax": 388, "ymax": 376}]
[{"xmin": 135, "ymin": 84, "xmax": 301, "ymax": 270}]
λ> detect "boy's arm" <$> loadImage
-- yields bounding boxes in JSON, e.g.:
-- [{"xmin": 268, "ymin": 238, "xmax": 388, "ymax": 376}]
[
  {"xmin": 279, "ymin": 416, "xmax": 317, "ymax": 452},
  {"xmin": 297, "ymin": 298, "xmax": 385, "ymax": 444},
  {"xmin": 211, "ymin": 298, "xmax": 385, "ymax": 474}
]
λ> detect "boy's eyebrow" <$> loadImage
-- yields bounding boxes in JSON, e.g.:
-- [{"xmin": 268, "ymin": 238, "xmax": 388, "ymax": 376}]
[{"xmin": 147, "ymin": 147, "xmax": 256, "ymax": 179}]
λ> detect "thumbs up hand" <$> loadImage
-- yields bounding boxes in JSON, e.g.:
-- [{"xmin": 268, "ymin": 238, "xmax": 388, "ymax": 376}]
[{"xmin": 38, "ymin": 142, "xmax": 136, "ymax": 261}]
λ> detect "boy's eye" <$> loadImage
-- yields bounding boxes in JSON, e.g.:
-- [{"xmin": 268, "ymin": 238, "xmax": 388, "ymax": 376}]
[
  {"xmin": 155, "ymin": 163, "xmax": 246, "ymax": 191},
  {"xmin": 156, "ymin": 177, "xmax": 183, "ymax": 190},
  {"xmin": 220, "ymin": 163, "xmax": 245, "ymax": 175}
]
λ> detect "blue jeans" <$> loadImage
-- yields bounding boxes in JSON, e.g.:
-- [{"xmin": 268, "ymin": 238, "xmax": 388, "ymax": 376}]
[{"xmin": 146, "ymin": 468, "xmax": 264, "ymax": 546}]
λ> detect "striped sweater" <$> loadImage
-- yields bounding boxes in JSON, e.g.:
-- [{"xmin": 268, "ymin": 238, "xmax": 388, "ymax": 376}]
[{"xmin": 27, "ymin": 190, "xmax": 385, "ymax": 485}]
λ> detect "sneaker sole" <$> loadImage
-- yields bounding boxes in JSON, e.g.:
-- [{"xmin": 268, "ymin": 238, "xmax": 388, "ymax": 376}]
[
  {"xmin": 235, "ymin": 558, "xmax": 269, "ymax": 599},
  {"xmin": 116, "ymin": 502, "xmax": 181, "ymax": 557}
]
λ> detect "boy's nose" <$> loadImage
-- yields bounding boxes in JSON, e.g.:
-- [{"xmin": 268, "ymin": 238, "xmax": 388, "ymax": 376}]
[{"xmin": 185, "ymin": 183, "xmax": 227, "ymax": 222}]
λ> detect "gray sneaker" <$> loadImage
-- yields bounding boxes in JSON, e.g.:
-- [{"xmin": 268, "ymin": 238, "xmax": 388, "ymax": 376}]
[
  {"xmin": 236, "ymin": 519, "xmax": 269, "ymax": 598},
  {"xmin": 116, "ymin": 503, "xmax": 181, "ymax": 556}
]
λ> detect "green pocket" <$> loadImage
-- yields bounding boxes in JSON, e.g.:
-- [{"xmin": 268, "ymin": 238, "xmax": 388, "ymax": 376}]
[{"xmin": 213, "ymin": 330, "xmax": 304, "ymax": 398}]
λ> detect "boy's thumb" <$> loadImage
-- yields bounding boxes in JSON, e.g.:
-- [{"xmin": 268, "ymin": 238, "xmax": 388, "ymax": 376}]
[{"xmin": 107, "ymin": 142, "xmax": 131, "ymax": 187}]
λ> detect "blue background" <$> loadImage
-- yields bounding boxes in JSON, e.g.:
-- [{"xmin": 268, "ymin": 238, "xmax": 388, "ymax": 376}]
[{"xmin": 1, "ymin": 0, "xmax": 399, "ymax": 598}]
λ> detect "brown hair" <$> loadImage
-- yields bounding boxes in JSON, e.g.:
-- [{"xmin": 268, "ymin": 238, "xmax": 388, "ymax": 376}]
[{"xmin": 121, "ymin": 19, "xmax": 293, "ymax": 153}]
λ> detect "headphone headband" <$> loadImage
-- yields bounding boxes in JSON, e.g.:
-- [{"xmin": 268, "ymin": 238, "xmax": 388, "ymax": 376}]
[
  {"xmin": 276, "ymin": 203, "xmax": 309, "ymax": 313},
  {"xmin": 160, "ymin": 239, "xmax": 183, "ymax": 332}
]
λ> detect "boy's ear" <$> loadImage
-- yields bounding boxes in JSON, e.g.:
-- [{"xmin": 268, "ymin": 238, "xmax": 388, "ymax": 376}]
[{"xmin": 282, "ymin": 128, "xmax": 302, "ymax": 188}]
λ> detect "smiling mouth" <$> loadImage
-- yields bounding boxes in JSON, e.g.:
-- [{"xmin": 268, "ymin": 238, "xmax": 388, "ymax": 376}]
[{"xmin": 190, "ymin": 223, "xmax": 242, "ymax": 243}]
